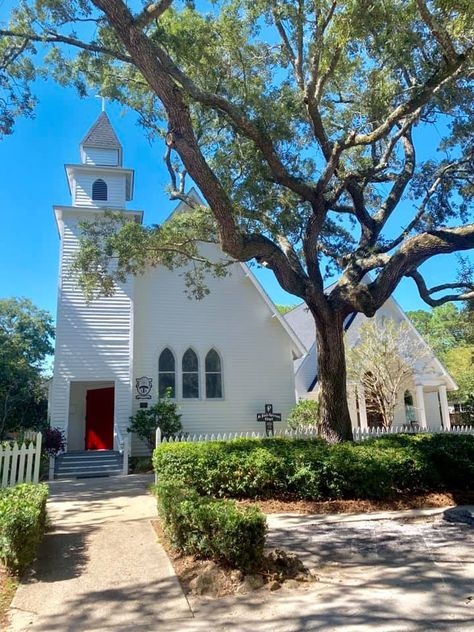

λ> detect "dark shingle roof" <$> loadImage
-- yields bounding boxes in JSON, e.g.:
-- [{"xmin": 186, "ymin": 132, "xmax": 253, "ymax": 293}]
[{"xmin": 80, "ymin": 112, "xmax": 122, "ymax": 150}]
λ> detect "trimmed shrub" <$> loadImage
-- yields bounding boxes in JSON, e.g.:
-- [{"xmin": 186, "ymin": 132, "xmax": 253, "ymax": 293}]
[
  {"xmin": 155, "ymin": 480, "xmax": 266, "ymax": 572},
  {"xmin": 0, "ymin": 483, "xmax": 49, "ymax": 571},
  {"xmin": 153, "ymin": 434, "xmax": 474, "ymax": 501}
]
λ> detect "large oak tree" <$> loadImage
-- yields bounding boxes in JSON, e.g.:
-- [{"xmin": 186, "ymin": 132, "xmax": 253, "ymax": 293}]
[{"xmin": 1, "ymin": 0, "xmax": 474, "ymax": 439}]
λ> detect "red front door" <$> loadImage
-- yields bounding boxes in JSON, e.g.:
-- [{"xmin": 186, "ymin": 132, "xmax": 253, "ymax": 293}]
[{"xmin": 85, "ymin": 387, "xmax": 114, "ymax": 450}]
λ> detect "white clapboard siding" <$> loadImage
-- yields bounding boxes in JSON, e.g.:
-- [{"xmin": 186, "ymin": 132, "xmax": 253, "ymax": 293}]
[
  {"xmin": 51, "ymin": 211, "xmax": 134, "ymax": 447},
  {"xmin": 131, "ymin": 250, "xmax": 299, "ymax": 456},
  {"xmin": 354, "ymin": 425, "xmax": 474, "ymax": 442},
  {"xmin": 0, "ymin": 433, "xmax": 42, "ymax": 488},
  {"xmin": 74, "ymin": 172, "xmax": 126, "ymax": 208},
  {"xmin": 83, "ymin": 147, "xmax": 119, "ymax": 166}
]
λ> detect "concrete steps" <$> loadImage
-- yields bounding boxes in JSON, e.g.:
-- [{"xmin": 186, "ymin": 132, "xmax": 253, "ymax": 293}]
[{"xmin": 55, "ymin": 450, "xmax": 123, "ymax": 479}]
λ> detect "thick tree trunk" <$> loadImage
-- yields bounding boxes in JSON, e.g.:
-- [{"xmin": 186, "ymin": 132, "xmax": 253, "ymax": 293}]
[{"xmin": 310, "ymin": 309, "xmax": 353, "ymax": 441}]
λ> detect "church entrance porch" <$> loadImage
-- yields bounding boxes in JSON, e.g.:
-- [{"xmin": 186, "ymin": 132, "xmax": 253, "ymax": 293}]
[{"xmin": 68, "ymin": 381, "xmax": 115, "ymax": 451}]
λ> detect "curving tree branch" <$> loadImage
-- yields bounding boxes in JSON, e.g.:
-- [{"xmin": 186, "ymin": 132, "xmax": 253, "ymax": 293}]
[{"xmin": 408, "ymin": 270, "xmax": 474, "ymax": 306}]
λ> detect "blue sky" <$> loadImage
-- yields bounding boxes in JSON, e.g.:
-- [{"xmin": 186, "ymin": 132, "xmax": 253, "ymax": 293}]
[{"xmin": 0, "ymin": 27, "xmax": 468, "ymax": 320}]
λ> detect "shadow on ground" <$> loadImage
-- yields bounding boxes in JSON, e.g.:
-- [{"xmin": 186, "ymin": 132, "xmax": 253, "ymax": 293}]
[
  {"xmin": 27, "ymin": 577, "xmax": 192, "ymax": 632},
  {"xmin": 23, "ymin": 528, "xmax": 91, "ymax": 584}
]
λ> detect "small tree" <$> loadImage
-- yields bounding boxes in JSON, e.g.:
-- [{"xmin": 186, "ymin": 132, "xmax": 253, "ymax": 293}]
[
  {"xmin": 127, "ymin": 389, "xmax": 182, "ymax": 450},
  {"xmin": 346, "ymin": 319, "xmax": 428, "ymax": 427},
  {"xmin": 287, "ymin": 399, "xmax": 320, "ymax": 431}
]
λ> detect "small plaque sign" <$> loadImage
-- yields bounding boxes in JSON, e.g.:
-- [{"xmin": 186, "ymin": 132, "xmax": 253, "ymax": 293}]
[
  {"xmin": 256, "ymin": 403, "xmax": 282, "ymax": 423},
  {"xmin": 135, "ymin": 376, "xmax": 153, "ymax": 400}
]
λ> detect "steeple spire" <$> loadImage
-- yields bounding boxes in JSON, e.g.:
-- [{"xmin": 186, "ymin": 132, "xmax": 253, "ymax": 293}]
[
  {"xmin": 80, "ymin": 112, "xmax": 122, "ymax": 166},
  {"xmin": 95, "ymin": 94, "xmax": 107, "ymax": 112}
]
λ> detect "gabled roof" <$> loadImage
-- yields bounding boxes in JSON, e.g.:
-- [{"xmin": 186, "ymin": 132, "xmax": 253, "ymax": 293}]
[
  {"xmin": 284, "ymin": 294, "xmax": 457, "ymax": 392},
  {"xmin": 80, "ymin": 112, "xmax": 122, "ymax": 151},
  {"xmin": 240, "ymin": 264, "xmax": 306, "ymax": 359},
  {"xmin": 167, "ymin": 189, "xmax": 306, "ymax": 359},
  {"xmin": 284, "ymin": 301, "xmax": 355, "ymax": 352},
  {"xmin": 283, "ymin": 303, "xmax": 313, "ymax": 351}
]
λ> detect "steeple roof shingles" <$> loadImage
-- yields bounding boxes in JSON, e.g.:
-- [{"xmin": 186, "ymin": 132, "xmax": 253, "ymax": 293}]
[{"xmin": 80, "ymin": 112, "xmax": 122, "ymax": 150}]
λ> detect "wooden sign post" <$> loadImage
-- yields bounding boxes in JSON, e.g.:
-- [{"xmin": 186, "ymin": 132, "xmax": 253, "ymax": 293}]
[{"xmin": 257, "ymin": 404, "xmax": 282, "ymax": 436}]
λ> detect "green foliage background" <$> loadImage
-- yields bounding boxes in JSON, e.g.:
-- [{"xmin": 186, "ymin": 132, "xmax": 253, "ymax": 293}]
[
  {"xmin": 0, "ymin": 298, "xmax": 54, "ymax": 438},
  {"xmin": 407, "ymin": 303, "xmax": 474, "ymax": 402}
]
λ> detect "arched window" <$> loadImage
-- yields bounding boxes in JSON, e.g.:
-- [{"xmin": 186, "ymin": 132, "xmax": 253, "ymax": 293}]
[
  {"xmin": 92, "ymin": 178, "xmax": 108, "ymax": 201},
  {"xmin": 404, "ymin": 390, "xmax": 416, "ymax": 424},
  {"xmin": 158, "ymin": 348, "xmax": 175, "ymax": 398},
  {"xmin": 182, "ymin": 348, "xmax": 199, "ymax": 398},
  {"xmin": 205, "ymin": 349, "xmax": 222, "ymax": 399}
]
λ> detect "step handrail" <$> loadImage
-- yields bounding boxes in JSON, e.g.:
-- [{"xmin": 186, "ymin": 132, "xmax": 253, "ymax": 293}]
[
  {"xmin": 114, "ymin": 423, "xmax": 124, "ymax": 453},
  {"xmin": 113, "ymin": 423, "xmax": 129, "ymax": 475}
]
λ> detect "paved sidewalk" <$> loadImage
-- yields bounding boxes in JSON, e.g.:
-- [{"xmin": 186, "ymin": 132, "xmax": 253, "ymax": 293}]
[
  {"xmin": 166, "ymin": 508, "xmax": 474, "ymax": 632},
  {"xmin": 8, "ymin": 475, "xmax": 192, "ymax": 632}
]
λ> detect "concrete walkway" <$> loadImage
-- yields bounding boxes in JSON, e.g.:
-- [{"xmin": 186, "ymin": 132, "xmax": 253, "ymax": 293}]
[
  {"xmin": 166, "ymin": 508, "xmax": 474, "ymax": 632},
  {"xmin": 8, "ymin": 475, "xmax": 192, "ymax": 632}
]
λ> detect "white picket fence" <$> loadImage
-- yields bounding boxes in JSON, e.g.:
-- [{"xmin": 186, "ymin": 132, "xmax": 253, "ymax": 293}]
[
  {"xmin": 155, "ymin": 424, "xmax": 474, "ymax": 447},
  {"xmin": 354, "ymin": 425, "xmax": 474, "ymax": 442},
  {"xmin": 0, "ymin": 432, "xmax": 42, "ymax": 488},
  {"xmin": 155, "ymin": 426, "xmax": 320, "ymax": 445}
]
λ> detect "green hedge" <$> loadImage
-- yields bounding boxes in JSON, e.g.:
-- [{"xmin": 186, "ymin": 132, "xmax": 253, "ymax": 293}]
[
  {"xmin": 153, "ymin": 434, "xmax": 474, "ymax": 501},
  {"xmin": 155, "ymin": 480, "xmax": 266, "ymax": 572},
  {"xmin": 0, "ymin": 483, "xmax": 49, "ymax": 571}
]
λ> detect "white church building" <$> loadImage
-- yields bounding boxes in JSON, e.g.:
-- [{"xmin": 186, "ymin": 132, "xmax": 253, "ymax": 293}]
[{"xmin": 49, "ymin": 112, "xmax": 456, "ymax": 459}]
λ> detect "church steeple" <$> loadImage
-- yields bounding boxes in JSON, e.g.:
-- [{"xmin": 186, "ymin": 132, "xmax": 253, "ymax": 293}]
[
  {"xmin": 63, "ymin": 112, "xmax": 134, "ymax": 208},
  {"xmin": 80, "ymin": 112, "xmax": 123, "ymax": 166}
]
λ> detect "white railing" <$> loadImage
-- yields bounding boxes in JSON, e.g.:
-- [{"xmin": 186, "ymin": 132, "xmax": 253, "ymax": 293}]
[
  {"xmin": 155, "ymin": 426, "xmax": 320, "ymax": 445},
  {"xmin": 114, "ymin": 424, "xmax": 124, "ymax": 453},
  {"xmin": 354, "ymin": 425, "xmax": 474, "ymax": 442},
  {"xmin": 0, "ymin": 432, "xmax": 42, "ymax": 488},
  {"xmin": 114, "ymin": 424, "xmax": 129, "ymax": 475}
]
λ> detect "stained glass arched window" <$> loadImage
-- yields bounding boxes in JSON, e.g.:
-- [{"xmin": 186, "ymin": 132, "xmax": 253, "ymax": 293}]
[{"xmin": 182, "ymin": 348, "xmax": 199, "ymax": 398}]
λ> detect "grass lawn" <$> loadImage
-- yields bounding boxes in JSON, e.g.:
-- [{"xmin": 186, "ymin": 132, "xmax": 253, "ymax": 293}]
[{"xmin": 0, "ymin": 567, "xmax": 18, "ymax": 629}]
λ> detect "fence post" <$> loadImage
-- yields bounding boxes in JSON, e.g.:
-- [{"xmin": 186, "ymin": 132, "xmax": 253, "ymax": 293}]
[
  {"xmin": 17, "ymin": 442, "xmax": 26, "ymax": 484},
  {"xmin": 9, "ymin": 443, "xmax": 20, "ymax": 487},
  {"xmin": 33, "ymin": 432, "xmax": 42, "ymax": 484}
]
